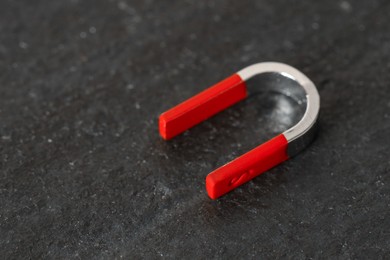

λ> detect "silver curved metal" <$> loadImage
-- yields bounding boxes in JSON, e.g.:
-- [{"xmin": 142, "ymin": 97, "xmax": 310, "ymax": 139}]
[{"xmin": 237, "ymin": 62, "xmax": 320, "ymax": 157}]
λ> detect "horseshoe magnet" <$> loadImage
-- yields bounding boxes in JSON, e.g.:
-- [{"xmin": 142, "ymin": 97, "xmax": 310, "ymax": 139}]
[{"xmin": 159, "ymin": 62, "xmax": 320, "ymax": 199}]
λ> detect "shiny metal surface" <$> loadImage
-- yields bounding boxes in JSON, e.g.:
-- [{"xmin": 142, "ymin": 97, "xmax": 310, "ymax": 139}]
[{"xmin": 237, "ymin": 62, "xmax": 320, "ymax": 157}]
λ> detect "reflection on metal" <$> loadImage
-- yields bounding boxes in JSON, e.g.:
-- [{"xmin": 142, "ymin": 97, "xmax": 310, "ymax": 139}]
[{"xmin": 237, "ymin": 62, "xmax": 320, "ymax": 156}]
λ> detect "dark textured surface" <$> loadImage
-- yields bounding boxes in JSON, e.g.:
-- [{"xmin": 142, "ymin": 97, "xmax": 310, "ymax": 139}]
[{"xmin": 1, "ymin": 0, "xmax": 390, "ymax": 258}]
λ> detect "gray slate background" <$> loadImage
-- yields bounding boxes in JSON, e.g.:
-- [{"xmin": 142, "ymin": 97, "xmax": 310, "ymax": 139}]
[{"xmin": 1, "ymin": 0, "xmax": 390, "ymax": 258}]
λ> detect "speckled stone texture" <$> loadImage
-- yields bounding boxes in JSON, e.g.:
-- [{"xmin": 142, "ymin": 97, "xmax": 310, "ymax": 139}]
[{"xmin": 1, "ymin": 0, "xmax": 389, "ymax": 258}]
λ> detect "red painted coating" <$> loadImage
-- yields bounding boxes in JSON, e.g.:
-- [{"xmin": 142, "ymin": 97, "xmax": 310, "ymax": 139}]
[
  {"xmin": 206, "ymin": 134, "xmax": 289, "ymax": 199},
  {"xmin": 159, "ymin": 73, "xmax": 290, "ymax": 199},
  {"xmin": 159, "ymin": 74, "xmax": 247, "ymax": 140}
]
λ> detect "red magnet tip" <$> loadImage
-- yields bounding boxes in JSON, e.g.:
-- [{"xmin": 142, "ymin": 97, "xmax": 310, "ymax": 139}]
[
  {"xmin": 158, "ymin": 74, "xmax": 247, "ymax": 140},
  {"xmin": 206, "ymin": 134, "xmax": 288, "ymax": 199}
]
